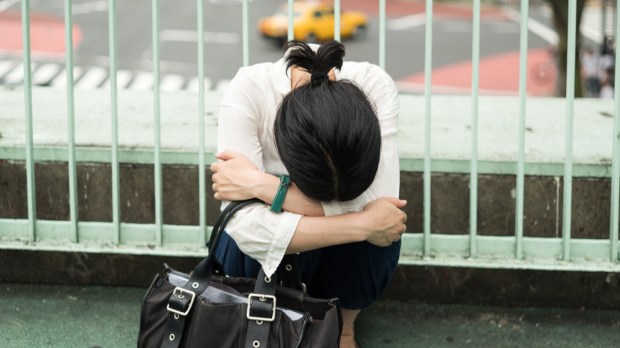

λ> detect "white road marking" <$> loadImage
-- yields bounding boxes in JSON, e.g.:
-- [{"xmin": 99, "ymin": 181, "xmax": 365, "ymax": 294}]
[
  {"xmin": 160, "ymin": 30, "xmax": 240, "ymax": 45},
  {"xmin": 186, "ymin": 76, "xmax": 213, "ymax": 92},
  {"xmin": 501, "ymin": 7, "xmax": 558, "ymax": 45},
  {"xmin": 51, "ymin": 66, "xmax": 84, "ymax": 87},
  {"xmin": 72, "ymin": 0, "xmax": 108, "ymax": 15},
  {"xmin": 0, "ymin": 60, "xmax": 17, "ymax": 79},
  {"xmin": 387, "ymin": 13, "xmax": 426, "ymax": 31},
  {"xmin": 160, "ymin": 74, "xmax": 185, "ymax": 91},
  {"xmin": 75, "ymin": 67, "xmax": 107, "ymax": 89},
  {"xmin": 581, "ymin": 6, "xmax": 614, "ymax": 45},
  {"xmin": 129, "ymin": 71, "xmax": 153, "ymax": 91},
  {"xmin": 0, "ymin": 0, "xmax": 19, "ymax": 12},
  {"xmin": 102, "ymin": 70, "xmax": 133, "ymax": 89},
  {"xmin": 32, "ymin": 63, "xmax": 61, "ymax": 85},
  {"xmin": 2, "ymin": 62, "xmax": 23, "ymax": 84},
  {"xmin": 0, "ymin": 58, "xmax": 225, "ymax": 92}
]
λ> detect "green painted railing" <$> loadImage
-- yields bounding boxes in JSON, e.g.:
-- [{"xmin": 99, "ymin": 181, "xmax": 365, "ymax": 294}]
[{"xmin": 0, "ymin": 0, "xmax": 619, "ymax": 272}]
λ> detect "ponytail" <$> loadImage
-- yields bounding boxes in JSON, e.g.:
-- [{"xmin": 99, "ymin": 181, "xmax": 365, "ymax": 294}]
[
  {"xmin": 285, "ymin": 41, "xmax": 345, "ymax": 85},
  {"xmin": 275, "ymin": 41, "xmax": 381, "ymax": 202}
]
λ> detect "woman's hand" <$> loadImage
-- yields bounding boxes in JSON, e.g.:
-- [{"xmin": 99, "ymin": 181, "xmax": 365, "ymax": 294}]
[
  {"xmin": 360, "ymin": 197, "xmax": 408, "ymax": 247},
  {"xmin": 210, "ymin": 150, "xmax": 267, "ymax": 201}
]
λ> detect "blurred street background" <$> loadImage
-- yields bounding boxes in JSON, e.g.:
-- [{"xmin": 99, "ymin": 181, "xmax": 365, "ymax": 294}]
[{"xmin": 0, "ymin": 0, "xmax": 615, "ymax": 96}]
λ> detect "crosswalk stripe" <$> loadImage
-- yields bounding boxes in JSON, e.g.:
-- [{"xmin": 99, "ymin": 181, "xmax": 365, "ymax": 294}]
[
  {"xmin": 581, "ymin": 6, "xmax": 615, "ymax": 44},
  {"xmin": 32, "ymin": 63, "xmax": 62, "ymax": 85},
  {"xmin": 0, "ymin": 60, "xmax": 229, "ymax": 93},
  {"xmin": 186, "ymin": 77, "xmax": 213, "ymax": 92},
  {"xmin": 102, "ymin": 70, "xmax": 133, "ymax": 89},
  {"xmin": 75, "ymin": 67, "xmax": 108, "ymax": 90},
  {"xmin": 2, "ymin": 62, "xmax": 24, "ymax": 84},
  {"xmin": 51, "ymin": 66, "xmax": 84, "ymax": 87},
  {"xmin": 160, "ymin": 74, "xmax": 185, "ymax": 91},
  {"xmin": 129, "ymin": 72, "xmax": 153, "ymax": 91},
  {"xmin": 0, "ymin": 60, "xmax": 16, "ymax": 79}
]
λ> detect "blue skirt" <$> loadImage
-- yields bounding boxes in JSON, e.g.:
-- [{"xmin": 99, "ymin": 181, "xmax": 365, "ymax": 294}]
[{"xmin": 212, "ymin": 232, "xmax": 401, "ymax": 309}]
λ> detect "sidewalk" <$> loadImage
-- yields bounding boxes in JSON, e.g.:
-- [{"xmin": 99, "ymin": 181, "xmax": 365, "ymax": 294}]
[{"xmin": 1, "ymin": 283, "xmax": 618, "ymax": 347}]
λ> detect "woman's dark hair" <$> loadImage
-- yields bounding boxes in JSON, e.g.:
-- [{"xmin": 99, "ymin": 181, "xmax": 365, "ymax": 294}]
[{"xmin": 274, "ymin": 41, "xmax": 381, "ymax": 202}]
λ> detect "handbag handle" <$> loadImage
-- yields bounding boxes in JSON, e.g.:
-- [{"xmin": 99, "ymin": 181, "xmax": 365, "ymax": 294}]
[
  {"xmin": 208, "ymin": 199, "xmax": 263, "ymax": 251},
  {"xmin": 206, "ymin": 199, "xmax": 306, "ymax": 291},
  {"xmin": 194, "ymin": 199, "xmax": 264, "ymax": 281}
]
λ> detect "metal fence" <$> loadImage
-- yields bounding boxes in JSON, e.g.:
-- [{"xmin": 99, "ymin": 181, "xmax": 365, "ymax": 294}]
[{"xmin": 1, "ymin": 0, "xmax": 619, "ymax": 271}]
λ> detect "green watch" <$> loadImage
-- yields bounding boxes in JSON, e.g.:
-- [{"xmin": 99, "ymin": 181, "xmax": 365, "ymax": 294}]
[{"xmin": 270, "ymin": 175, "xmax": 291, "ymax": 213}]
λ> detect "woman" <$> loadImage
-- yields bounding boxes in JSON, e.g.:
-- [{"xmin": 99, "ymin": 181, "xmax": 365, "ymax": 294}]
[{"xmin": 210, "ymin": 41, "xmax": 406, "ymax": 348}]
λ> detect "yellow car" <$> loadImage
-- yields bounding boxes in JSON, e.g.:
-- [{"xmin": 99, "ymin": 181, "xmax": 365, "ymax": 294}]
[{"xmin": 259, "ymin": 1, "xmax": 368, "ymax": 44}]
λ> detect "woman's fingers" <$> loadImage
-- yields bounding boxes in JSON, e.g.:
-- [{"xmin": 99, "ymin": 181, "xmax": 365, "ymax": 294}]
[
  {"xmin": 215, "ymin": 150, "xmax": 241, "ymax": 161},
  {"xmin": 210, "ymin": 150, "xmax": 242, "ymax": 172},
  {"xmin": 381, "ymin": 196, "xmax": 407, "ymax": 209},
  {"xmin": 360, "ymin": 197, "xmax": 411, "ymax": 247}
]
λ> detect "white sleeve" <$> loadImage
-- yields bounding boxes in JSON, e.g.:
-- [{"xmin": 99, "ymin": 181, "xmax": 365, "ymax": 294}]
[
  {"xmin": 321, "ymin": 66, "xmax": 400, "ymax": 216},
  {"xmin": 217, "ymin": 68, "xmax": 301, "ymax": 277},
  {"xmin": 224, "ymin": 205, "xmax": 302, "ymax": 277},
  {"xmin": 217, "ymin": 68, "xmax": 264, "ymax": 169}
]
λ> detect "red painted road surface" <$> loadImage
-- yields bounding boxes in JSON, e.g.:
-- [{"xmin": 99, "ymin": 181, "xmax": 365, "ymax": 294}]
[
  {"xmin": 345, "ymin": 0, "xmax": 556, "ymax": 95},
  {"xmin": 342, "ymin": 0, "xmax": 507, "ymax": 19},
  {"xmin": 397, "ymin": 48, "xmax": 557, "ymax": 96},
  {"xmin": 0, "ymin": 10, "xmax": 82, "ymax": 58}
]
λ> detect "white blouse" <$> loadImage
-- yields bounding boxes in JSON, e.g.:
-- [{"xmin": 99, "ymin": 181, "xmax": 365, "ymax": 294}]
[{"xmin": 217, "ymin": 48, "xmax": 400, "ymax": 277}]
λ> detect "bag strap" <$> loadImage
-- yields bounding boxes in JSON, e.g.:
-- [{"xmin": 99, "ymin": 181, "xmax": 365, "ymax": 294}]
[
  {"xmin": 278, "ymin": 254, "xmax": 305, "ymax": 292},
  {"xmin": 161, "ymin": 199, "xmax": 262, "ymax": 348},
  {"xmin": 198, "ymin": 199, "xmax": 264, "ymax": 279},
  {"xmin": 244, "ymin": 268, "xmax": 278, "ymax": 348},
  {"xmin": 208, "ymin": 199, "xmax": 262, "ymax": 248}
]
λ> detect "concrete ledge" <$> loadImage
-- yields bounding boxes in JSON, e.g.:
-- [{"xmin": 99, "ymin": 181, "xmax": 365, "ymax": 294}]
[
  {"xmin": 0, "ymin": 86, "xmax": 615, "ymax": 169},
  {"xmin": 1, "ymin": 163, "xmax": 615, "ymax": 238}
]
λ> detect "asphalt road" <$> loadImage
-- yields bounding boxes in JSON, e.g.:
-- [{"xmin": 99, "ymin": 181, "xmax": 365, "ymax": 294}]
[{"xmin": 0, "ymin": 0, "xmax": 556, "ymax": 93}]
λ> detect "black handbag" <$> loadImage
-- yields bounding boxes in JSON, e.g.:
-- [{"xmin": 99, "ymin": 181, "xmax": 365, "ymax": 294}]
[{"xmin": 137, "ymin": 199, "xmax": 343, "ymax": 348}]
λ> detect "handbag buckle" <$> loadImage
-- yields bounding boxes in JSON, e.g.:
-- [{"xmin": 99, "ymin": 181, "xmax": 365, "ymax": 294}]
[
  {"xmin": 246, "ymin": 293, "xmax": 277, "ymax": 322},
  {"xmin": 167, "ymin": 287, "xmax": 196, "ymax": 317}
]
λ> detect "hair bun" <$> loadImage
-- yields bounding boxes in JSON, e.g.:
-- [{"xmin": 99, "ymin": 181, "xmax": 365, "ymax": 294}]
[
  {"xmin": 310, "ymin": 72, "xmax": 329, "ymax": 82},
  {"xmin": 285, "ymin": 40, "xmax": 345, "ymax": 79}
]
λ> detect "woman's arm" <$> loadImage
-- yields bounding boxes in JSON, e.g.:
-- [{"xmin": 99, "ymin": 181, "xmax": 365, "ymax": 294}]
[
  {"xmin": 224, "ymin": 196, "xmax": 407, "ymax": 277},
  {"xmin": 287, "ymin": 197, "xmax": 407, "ymax": 253},
  {"xmin": 211, "ymin": 150, "xmax": 325, "ymax": 216}
]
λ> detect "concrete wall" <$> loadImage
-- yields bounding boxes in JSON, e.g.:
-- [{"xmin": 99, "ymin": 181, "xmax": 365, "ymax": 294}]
[
  {"xmin": 1, "ymin": 160, "xmax": 619, "ymax": 309},
  {"xmin": 0, "ymin": 161, "xmax": 615, "ymax": 238}
]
